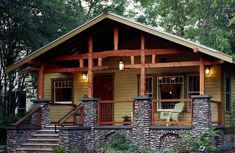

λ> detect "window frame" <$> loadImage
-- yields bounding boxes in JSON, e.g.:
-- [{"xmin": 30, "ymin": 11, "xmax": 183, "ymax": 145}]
[
  {"xmin": 156, "ymin": 75, "xmax": 184, "ymax": 111},
  {"xmin": 187, "ymin": 74, "xmax": 200, "ymax": 98},
  {"xmin": 52, "ymin": 79, "xmax": 73, "ymax": 104}
]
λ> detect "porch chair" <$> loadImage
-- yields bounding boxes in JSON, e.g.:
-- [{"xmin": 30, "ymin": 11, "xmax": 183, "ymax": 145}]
[{"xmin": 159, "ymin": 102, "xmax": 185, "ymax": 123}]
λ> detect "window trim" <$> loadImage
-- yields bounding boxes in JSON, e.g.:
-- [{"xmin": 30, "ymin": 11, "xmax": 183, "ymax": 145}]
[
  {"xmin": 52, "ymin": 78, "xmax": 73, "ymax": 104},
  {"xmin": 187, "ymin": 74, "xmax": 200, "ymax": 98},
  {"xmin": 156, "ymin": 75, "xmax": 184, "ymax": 111}
]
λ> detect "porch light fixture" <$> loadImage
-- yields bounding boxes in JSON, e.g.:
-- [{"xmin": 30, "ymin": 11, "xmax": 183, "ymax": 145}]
[
  {"xmin": 205, "ymin": 67, "xmax": 211, "ymax": 75},
  {"xmin": 82, "ymin": 72, "xmax": 87, "ymax": 80},
  {"xmin": 119, "ymin": 60, "xmax": 125, "ymax": 70}
]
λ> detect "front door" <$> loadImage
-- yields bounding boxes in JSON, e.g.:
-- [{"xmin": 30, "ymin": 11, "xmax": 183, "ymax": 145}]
[{"xmin": 94, "ymin": 75, "xmax": 114, "ymax": 124}]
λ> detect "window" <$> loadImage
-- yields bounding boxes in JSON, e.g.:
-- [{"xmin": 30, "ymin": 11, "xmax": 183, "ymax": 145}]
[
  {"xmin": 157, "ymin": 76, "xmax": 184, "ymax": 109},
  {"xmin": 146, "ymin": 76, "xmax": 153, "ymax": 97},
  {"xmin": 226, "ymin": 76, "xmax": 231, "ymax": 112},
  {"xmin": 188, "ymin": 75, "xmax": 199, "ymax": 98},
  {"xmin": 53, "ymin": 80, "xmax": 72, "ymax": 103}
]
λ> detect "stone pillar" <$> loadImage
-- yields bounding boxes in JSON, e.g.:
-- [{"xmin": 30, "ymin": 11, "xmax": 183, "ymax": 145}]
[
  {"xmin": 132, "ymin": 96, "xmax": 152, "ymax": 147},
  {"xmin": 31, "ymin": 99, "xmax": 50, "ymax": 128},
  {"xmin": 192, "ymin": 95, "xmax": 212, "ymax": 131},
  {"xmin": 81, "ymin": 97, "xmax": 99, "ymax": 152}
]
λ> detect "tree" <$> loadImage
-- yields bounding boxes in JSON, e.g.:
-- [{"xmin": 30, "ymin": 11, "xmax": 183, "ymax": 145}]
[
  {"xmin": 0, "ymin": 0, "xmax": 130, "ymax": 118},
  {"xmin": 135, "ymin": 0, "xmax": 235, "ymax": 54}
]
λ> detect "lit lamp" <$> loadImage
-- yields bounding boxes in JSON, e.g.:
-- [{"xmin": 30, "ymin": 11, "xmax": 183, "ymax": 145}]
[
  {"xmin": 119, "ymin": 60, "xmax": 125, "ymax": 70},
  {"xmin": 82, "ymin": 72, "xmax": 87, "ymax": 80},
  {"xmin": 205, "ymin": 67, "xmax": 211, "ymax": 75}
]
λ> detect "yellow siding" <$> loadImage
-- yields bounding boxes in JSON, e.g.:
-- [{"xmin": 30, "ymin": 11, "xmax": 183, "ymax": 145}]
[
  {"xmin": 50, "ymin": 105, "xmax": 74, "ymax": 123},
  {"xmin": 205, "ymin": 65, "xmax": 221, "ymax": 101},
  {"xmin": 73, "ymin": 73, "xmax": 87, "ymax": 104}
]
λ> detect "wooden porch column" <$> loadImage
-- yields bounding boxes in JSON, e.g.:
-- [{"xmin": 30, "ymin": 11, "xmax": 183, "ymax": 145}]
[
  {"xmin": 88, "ymin": 36, "xmax": 94, "ymax": 97},
  {"xmin": 140, "ymin": 33, "xmax": 146, "ymax": 96},
  {"xmin": 114, "ymin": 26, "xmax": 119, "ymax": 50},
  {"xmin": 199, "ymin": 57, "xmax": 205, "ymax": 95},
  {"xmin": 38, "ymin": 63, "xmax": 45, "ymax": 99}
]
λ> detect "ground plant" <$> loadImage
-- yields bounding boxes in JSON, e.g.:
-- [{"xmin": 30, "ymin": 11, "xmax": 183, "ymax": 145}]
[{"xmin": 99, "ymin": 132, "xmax": 173, "ymax": 153}]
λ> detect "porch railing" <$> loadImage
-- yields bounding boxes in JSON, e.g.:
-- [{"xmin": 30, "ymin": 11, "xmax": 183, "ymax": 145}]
[
  {"xmin": 97, "ymin": 100, "xmax": 134, "ymax": 126},
  {"xmin": 152, "ymin": 99, "xmax": 192, "ymax": 126},
  {"xmin": 13, "ymin": 103, "xmax": 48, "ymax": 128},
  {"xmin": 58, "ymin": 103, "xmax": 84, "ymax": 126}
]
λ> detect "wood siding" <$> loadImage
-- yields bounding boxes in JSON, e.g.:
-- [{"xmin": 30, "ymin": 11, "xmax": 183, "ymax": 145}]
[{"xmin": 224, "ymin": 64, "xmax": 235, "ymax": 127}]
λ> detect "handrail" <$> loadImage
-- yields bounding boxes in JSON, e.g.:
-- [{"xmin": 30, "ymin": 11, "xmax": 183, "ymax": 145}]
[
  {"xmin": 58, "ymin": 103, "xmax": 83, "ymax": 125},
  {"xmin": 13, "ymin": 103, "xmax": 48, "ymax": 126}
]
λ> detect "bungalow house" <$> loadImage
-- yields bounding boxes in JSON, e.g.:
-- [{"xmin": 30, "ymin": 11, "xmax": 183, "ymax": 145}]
[{"xmin": 6, "ymin": 13, "xmax": 235, "ymax": 152}]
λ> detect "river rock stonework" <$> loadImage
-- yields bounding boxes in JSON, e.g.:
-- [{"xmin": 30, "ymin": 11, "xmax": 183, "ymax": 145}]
[
  {"xmin": 31, "ymin": 99, "xmax": 50, "ymax": 127},
  {"xmin": 132, "ymin": 97, "xmax": 152, "ymax": 147}
]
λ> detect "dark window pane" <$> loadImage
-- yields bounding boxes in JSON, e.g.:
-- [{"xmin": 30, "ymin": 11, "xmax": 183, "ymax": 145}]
[
  {"xmin": 226, "ymin": 93, "xmax": 231, "ymax": 112},
  {"xmin": 226, "ymin": 77, "xmax": 231, "ymax": 92}
]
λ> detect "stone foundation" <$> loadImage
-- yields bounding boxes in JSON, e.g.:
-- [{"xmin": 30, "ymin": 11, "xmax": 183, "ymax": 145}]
[
  {"xmin": 6, "ymin": 127, "xmax": 39, "ymax": 153},
  {"xmin": 8, "ymin": 95, "xmax": 234, "ymax": 152}
]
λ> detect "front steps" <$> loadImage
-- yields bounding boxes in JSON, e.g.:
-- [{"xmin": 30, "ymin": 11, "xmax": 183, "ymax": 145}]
[{"xmin": 16, "ymin": 128, "xmax": 60, "ymax": 153}]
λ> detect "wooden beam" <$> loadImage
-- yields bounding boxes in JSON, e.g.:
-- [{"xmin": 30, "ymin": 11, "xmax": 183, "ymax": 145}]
[
  {"xmin": 98, "ymin": 58, "xmax": 102, "ymax": 66},
  {"xmin": 26, "ymin": 60, "xmax": 41, "ymax": 67},
  {"xmin": 45, "ymin": 67, "xmax": 87, "ymax": 73},
  {"xmin": 131, "ymin": 56, "xmax": 134, "ymax": 65},
  {"xmin": 140, "ymin": 33, "xmax": 146, "ymax": 96},
  {"xmin": 44, "ymin": 66, "xmax": 108, "ymax": 73},
  {"xmin": 125, "ymin": 61, "xmax": 201, "ymax": 69},
  {"xmin": 50, "ymin": 49, "xmax": 187, "ymax": 62},
  {"xmin": 152, "ymin": 55, "xmax": 156, "ymax": 64},
  {"xmin": 79, "ymin": 59, "xmax": 84, "ymax": 68},
  {"xmin": 199, "ymin": 57, "xmax": 205, "ymax": 95},
  {"xmin": 38, "ymin": 63, "xmax": 44, "ymax": 99},
  {"xmin": 114, "ymin": 26, "xmax": 119, "ymax": 50},
  {"xmin": 88, "ymin": 36, "xmax": 93, "ymax": 97}
]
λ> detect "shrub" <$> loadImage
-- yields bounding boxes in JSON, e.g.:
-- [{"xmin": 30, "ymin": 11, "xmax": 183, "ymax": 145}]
[
  {"xmin": 52, "ymin": 146, "xmax": 66, "ymax": 153},
  {"xmin": 99, "ymin": 132, "xmax": 173, "ymax": 153},
  {"xmin": 177, "ymin": 128, "xmax": 218, "ymax": 153}
]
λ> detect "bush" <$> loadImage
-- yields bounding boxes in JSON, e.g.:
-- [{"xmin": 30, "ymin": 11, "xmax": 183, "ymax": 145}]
[
  {"xmin": 52, "ymin": 146, "xmax": 66, "ymax": 153},
  {"xmin": 99, "ymin": 132, "xmax": 173, "ymax": 153},
  {"xmin": 176, "ymin": 128, "xmax": 218, "ymax": 153}
]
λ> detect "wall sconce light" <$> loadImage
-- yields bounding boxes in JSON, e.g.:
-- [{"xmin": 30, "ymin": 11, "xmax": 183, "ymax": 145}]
[
  {"xmin": 205, "ymin": 67, "xmax": 211, "ymax": 75},
  {"xmin": 82, "ymin": 72, "xmax": 87, "ymax": 80},
  {"xmin": 119, "ymin": 60, "xmax": 125, "ymax": 71}
]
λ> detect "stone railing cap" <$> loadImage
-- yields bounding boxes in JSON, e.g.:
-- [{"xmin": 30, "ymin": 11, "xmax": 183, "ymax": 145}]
[
  {"xmin": 80, "ymin": 97, "xmax": 100, "ymax": 101},
  {"xmin": 191, "ymin": 95, "xmax": 212, "ymax": 99},
  {"xmin": 31, "ymin": 99, "xmax": 50, "ymax": 103},
  {"xmin": 133, "ymin": 96, "xmax": 152, "ymax": 100}
]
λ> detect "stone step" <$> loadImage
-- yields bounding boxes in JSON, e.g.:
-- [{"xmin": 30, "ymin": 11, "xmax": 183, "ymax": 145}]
[
  {"xmin": 38, "ymin": 129, "xmax": 59, "ymax": 134},
  {"xmin": 16, "ymin": 147, "xmax": 53, "ymax": 153},
  {"xmin": 22, "ymin": 143, "xmax": 59, "ymax": 148},
  {"xmin": 32, "ymin": 133, "xmax": 59, "ymax": 138},
  {"xmin": 27, "ymin": 138, "xmax": 59, "ymax": 143}
]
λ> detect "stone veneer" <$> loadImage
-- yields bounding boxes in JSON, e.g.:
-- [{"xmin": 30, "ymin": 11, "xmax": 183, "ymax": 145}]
[
  {"xmin": 31, "ymin": 99, "xmax": 50, "ymax": 127},
  {"xmin": 8, "ymin": 95, "xmax": 234, "ymax": 152},
  {"xmin": 6, "ymin": 127, "xmax": 40, "ymax": 153},
  {"xmin": 132, "ymin": 97, "xmax": 152, "ymax": 147}
]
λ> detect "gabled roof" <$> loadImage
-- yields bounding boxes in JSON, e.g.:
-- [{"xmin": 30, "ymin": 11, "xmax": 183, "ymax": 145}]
[{"xmin": 5, "ymin": 13, "xmax": 233, "ymax": 73}]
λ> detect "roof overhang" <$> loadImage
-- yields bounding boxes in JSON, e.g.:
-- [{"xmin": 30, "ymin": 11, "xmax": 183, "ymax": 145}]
[{"xmin": 5, "ymin": 13, "xmax": 233, "ymax": 73}]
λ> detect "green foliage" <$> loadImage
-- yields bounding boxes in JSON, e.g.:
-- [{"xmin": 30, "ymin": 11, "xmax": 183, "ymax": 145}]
[
  {"xmin": 177, "ymin": 128, "xmax": 219, "ymax": 153},
  {"xmin": 99, "ymin": 132, "xmax": 173, "ymax": 153},
  {"xmin": 52, "ymin": 146, "xmax": 66, "ymax": 153},
  {"xmin": 135, "ymin": 0, "xmax": 235, "ymax": 54}
]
